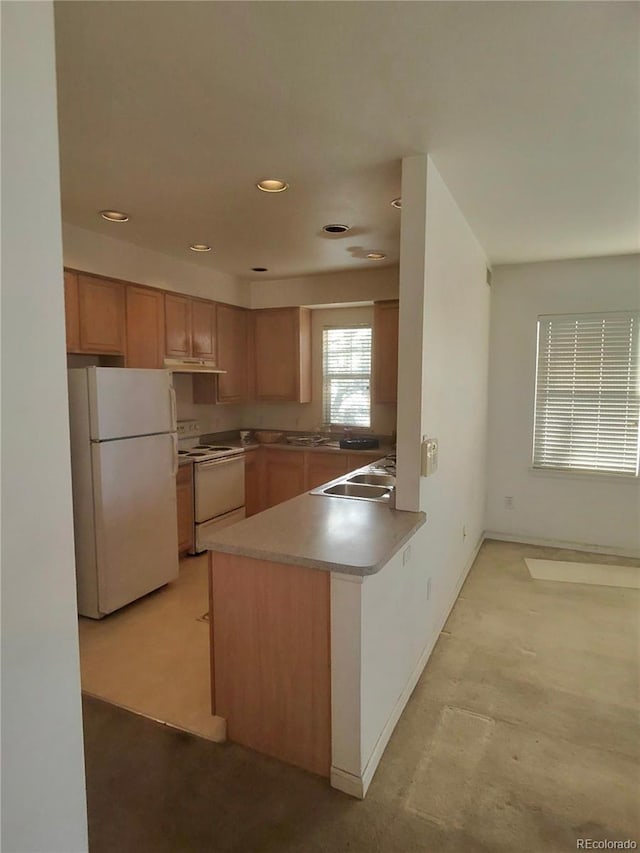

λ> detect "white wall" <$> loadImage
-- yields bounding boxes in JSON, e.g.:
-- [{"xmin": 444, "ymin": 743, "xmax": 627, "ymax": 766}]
[
  {"xmin": 63, "ymin": 222, "xmax": 249, "ymax": 307},
  {"xmin": 248, "ymin": 265, "xmax": 398, "ymax": 309},
  {"xmin": 486, "ymin": 254, "xmax": 640, "ymax": 556},
  {"xmin": 332, "ymin": 155, "xmax": 490, "ymax": 797},
  {"xmin": 1, "ymin": 4, "xmax": 88, "ymax": 850}
]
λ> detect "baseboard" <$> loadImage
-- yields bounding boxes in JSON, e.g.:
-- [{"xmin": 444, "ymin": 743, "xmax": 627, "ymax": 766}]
[
  {"xmin": 484, "ymin": 531, "xmax": 640, "ymax": 560},
  {"xmin": 338, "ymin": 533, "xmax": 485, "ymax": 799},
  {"xmin": 330, "ymin": 766, "xmax": 364, "ymax": 799}
]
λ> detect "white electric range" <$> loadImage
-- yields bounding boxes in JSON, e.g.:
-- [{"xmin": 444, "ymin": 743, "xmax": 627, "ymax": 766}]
[{"xmin": 178, "ymin": 421, "xmax": 246, "ymax": 552}]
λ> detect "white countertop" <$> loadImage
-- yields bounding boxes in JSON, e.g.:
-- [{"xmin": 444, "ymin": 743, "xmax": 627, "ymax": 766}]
[{"xmin": 200, "ymin": 490, "xmax": 425, "ymax": 576}]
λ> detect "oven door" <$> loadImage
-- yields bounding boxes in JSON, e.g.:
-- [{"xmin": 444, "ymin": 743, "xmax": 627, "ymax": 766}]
[
  {"xmin": 194, "ymin": 454, "xmax": 245, "ymax": 523},
  {"xmin": 195, "ymin": 507, "xmax": 246, "ymax": 552}
]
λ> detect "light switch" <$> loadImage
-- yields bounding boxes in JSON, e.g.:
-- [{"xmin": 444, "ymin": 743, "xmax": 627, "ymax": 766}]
[{"xmin": 421, "ymin": 437, "xmax": 438, "ymax": 477}]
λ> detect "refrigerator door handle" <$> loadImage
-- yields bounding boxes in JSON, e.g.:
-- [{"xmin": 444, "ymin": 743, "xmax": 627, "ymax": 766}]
[
  {"xmin": 169, "ymin": 384, "xmax": 177, "ymax": 430},
  {"xmin": 171, "ymin": 433, "xmax": 179, "ymax": 477}
]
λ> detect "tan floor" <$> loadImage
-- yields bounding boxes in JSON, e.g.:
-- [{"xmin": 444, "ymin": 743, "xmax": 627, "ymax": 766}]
[{"xmin": 78, "ymin": 554, "xmax": 226, "ymax": 742}]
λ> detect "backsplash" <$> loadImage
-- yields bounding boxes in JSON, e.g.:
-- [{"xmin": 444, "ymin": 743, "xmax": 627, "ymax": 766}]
[{"xmin": 173, "ymin": 373, "xmax": 245, "ymax": 434}]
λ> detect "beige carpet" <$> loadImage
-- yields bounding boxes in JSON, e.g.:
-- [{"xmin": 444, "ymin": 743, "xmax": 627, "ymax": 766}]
[
  {"xmin": 82, "ymin": 539, "xmax": 640, "ymax": 853},
  {"xmin": 78, "ymin": 554, "xmax": 226, "ymax": 742}
]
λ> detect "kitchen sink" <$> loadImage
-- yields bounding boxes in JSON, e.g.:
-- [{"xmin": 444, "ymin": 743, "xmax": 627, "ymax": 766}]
[
  {"xmin": 347, "ymin": 473, "xmax": 395, "ymax": 487},
  {"xmin": 321, "ymin": 482, "xmax": 392, "ymax": 500}
]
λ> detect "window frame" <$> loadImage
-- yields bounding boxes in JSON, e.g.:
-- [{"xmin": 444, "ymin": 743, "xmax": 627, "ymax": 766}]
[
  {"xmin": 322, "ymin": 323, "xmax": 373, "ymax": 430},
  {"xmin": 531, "ymin": 310, "xmax": 639, "ymax": 478}
]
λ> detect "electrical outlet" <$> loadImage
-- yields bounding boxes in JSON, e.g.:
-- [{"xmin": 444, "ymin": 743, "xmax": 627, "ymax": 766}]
[
  {"xmin": 403, "ymin": 545, "xmax": 412, "ymax": 566},
  {"xmin": 427, "ymin": 577, "xmax": 432, "ymax": 601},
  {"xmin": 505, "ymin": 496, "xmax": 514, "ymax": 509}
]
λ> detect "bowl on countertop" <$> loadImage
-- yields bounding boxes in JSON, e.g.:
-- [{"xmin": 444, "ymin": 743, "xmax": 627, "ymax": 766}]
[{"xmin": 254, "ymin": 430, "xmax": 285, "ymax": 444}]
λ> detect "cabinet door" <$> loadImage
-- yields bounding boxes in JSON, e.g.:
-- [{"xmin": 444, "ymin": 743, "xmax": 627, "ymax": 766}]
[
  {"xmin": 264, "ymin": 450, "xmax": 306, "ymax": 509},
  {"xmin": 253, "ymin": 308, "xmax": 311, "ymax": 402},
  {"xmin": 244, "ymin": 450, "xmax": 264, "ymax": 517},
  {"xmin": 372, "ymin": 300, "xmax": 399, "ymax": 403},
  {"xmin": 126, "ymin": 285, "xmax": 165, "ymax": 368},
  {"xmin": 304, "ymin": 451, "xmax": 350, "ymax": 491},
  {"xmin": 192, "ymin": 299, "xmax": 217, "ymax": 362},
  {"xmin": 78, "ymin": 275, "xmax": 125, "ymax": 354},
  {"xmin": 165, "ymin": 293, "xmax": 192, "ymax": 357},
  {"xmin": 176, "ymin": 464, "xmax": 194, "ymax": 554},
  {"xmin": 346, "ymin": 452, "xmax": 383, "ymax": 472},
  {"xmin": 217, "ymin": 304, "xmax": 249, "ymax": 403},
  {"xmin": 64, "ymin": 270, "xmax": 80, "ymax": 352}
]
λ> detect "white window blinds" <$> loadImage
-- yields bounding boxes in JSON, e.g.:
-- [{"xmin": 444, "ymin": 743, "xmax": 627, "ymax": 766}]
[
  {"xmin": 323, "ymin": 326, "xmax": 372, "ymax": 427},
  {"xmin": 533, "ymin": 312, "xmax": 639, "ymax": 476}
]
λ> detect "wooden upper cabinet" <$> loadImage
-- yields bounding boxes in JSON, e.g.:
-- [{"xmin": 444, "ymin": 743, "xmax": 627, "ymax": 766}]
[
  {"xmin": 64, "ymin": 271, "xmax": 81, "ymax": 352},
  {"xmin": 125, "ymin": 285, "xmax": 165, "ymax": 368},
  {"xmin": 191, "ymin": 299, "xmax": 217, "ymax": 362},
  {"xmin": 217, "ymin": 304, "xmax": 249, "ymax": 403},
  {"xmin": 165, "ymin": 293, "xmax": 192, "ymax": 358},
  {"xmin": 253, "ymin": 307, "xmax": 311, "ymax": 403},
  {"xmin": 372, "ymin": 300, "xmax": 399, "ymax": 404},
  {"xmin": 77, "ymin": 275, "xmax": 125, "ymax": 355}
]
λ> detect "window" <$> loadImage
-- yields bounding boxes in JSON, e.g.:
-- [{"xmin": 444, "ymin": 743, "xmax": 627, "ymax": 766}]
[
  {"xmin": 323, "ymin": 325, "xmax": 372, "ymax": 427},
  {"xmin": 533, "ymin": 312, "xmax": 639, "ymax": 476}
]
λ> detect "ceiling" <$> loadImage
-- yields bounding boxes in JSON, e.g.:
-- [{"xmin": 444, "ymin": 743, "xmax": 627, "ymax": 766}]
[{"xmin": 54, "ymin": 1, "xmax": 639, "ymax": 281}]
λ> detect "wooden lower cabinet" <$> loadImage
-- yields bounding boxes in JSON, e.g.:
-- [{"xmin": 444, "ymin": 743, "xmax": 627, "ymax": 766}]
[
  {"xmin": 264, "ymin": 449, "xmax": 306, "ymax": 509},
  {"xmin": 244, "ymin": 449, "xmax": 264, "ymax": 517},
  {"xmin": 305, "ymin": 451, "xmax": 350, "ymax": 490},
  {"xmin": 210, "ymin": 552, "xmax": 331, "ymax": 776},
  {"xmin": 246, "ymin": 447, "xmax": 386, "ymax": 514},
  {"xmin": 176, "ymin": 464, "xmax": 194, "ymax": 555},
  {"xmin": 346, "ymin": 452, "xmax": 384, "ymax": 471}
]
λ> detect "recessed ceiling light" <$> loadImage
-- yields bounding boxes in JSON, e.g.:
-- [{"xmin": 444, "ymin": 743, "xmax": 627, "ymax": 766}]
[
  {"xmin": 256, "ymin": 179, "xmax": 289, "ymax": 193},
  {"xmin": 366, "ymin": 251, "xmax": 386, "ymax": 261},
  {"xmin": 391, "ymin": 198, "xmax": 402, "ymax": 209},
  {"xmin": 189, "ymin": 243, "xmax": 212, "ymax": 252},
  {"xmin": 251, "ymin": 267, "xmax": 268, "ymax": 272},
  {"xmin": 100, "ymin": 210, "xmax": 129, "ymax": 222},
  {"xmin": 323, "ymin": 223, "xmax": 351, "ymax": 234}
]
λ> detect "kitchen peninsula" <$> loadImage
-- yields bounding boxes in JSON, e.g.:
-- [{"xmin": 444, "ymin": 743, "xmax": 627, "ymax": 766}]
[{"xmin": 202, "ymin": 462, "xmax": 425, "ymax": 798}]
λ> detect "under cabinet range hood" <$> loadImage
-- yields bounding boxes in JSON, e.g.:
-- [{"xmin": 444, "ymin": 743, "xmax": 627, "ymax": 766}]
[{"xmin": 163, "ymin": 358, "xmax": 227, "ymax": 374}]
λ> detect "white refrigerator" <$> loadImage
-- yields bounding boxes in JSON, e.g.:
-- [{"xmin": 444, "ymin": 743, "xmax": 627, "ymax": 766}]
[{"xmin": 68, "ymin": 367, "xmax": 179, "ymax": 618}]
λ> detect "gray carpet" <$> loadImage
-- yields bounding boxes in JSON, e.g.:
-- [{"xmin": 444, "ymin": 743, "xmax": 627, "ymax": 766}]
[{"xmin": 82, "ymin": 540, "xmax": 640, "ymax": 852}]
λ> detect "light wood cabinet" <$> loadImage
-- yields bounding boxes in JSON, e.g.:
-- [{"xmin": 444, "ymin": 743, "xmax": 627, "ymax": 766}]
[
  {"xmin": 216, "ymin": 304, "xmax": 249, "ymax": 403},
  {"xmin": 253, "ymin": 308, "xmax": 311, "ymax": 402},
  {"xmin": 192, "ymin": 299, "xmax": 217, "ymax": 362},
  {"xmin": 264, "ymin": 449, "xmax": 306, "ymax": 509},
  {"xmin": 244, "ymin": 449, "xmax": 264, "ymax": 517},
  {"xmin": 372, "ymin": 300, "xmax": 399, "ymax": 404},
  {"xmin": 165, "ymin": 293, "xmax": 192, "ymax": 358},
  {"xmin": 125, "ymin": 285, "xmax": 165, "ymax": 368},
  {"xmin": 77, "ymin": 275, "xmax": 126, "ymax": 355},
  {"xmin": 305, "ymin": 451, "xmax": 350, "ymax": 491},
  {"xmin": 346, "ymin": 451, "xmax": 383, "ymax": 471},
  {"xmin": 64, "ymin": 270, "xmax": 81, "ymax": 352},
  {"xmin": 176, "ymin": 464, "xmax": 194, "ymax": 555}
]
